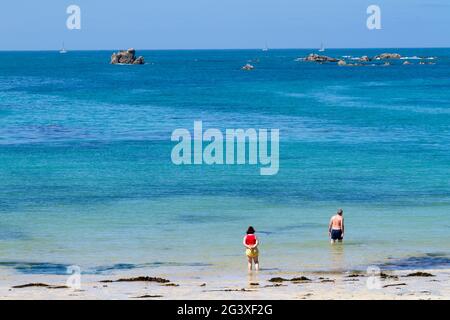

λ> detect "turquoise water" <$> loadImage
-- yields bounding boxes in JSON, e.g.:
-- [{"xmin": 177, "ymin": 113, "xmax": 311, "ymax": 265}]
[{"xmin": 0, "ymin": 49, "xmax": 449, "ymax": 274}]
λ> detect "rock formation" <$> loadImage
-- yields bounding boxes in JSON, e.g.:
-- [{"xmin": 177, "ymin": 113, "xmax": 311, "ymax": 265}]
[
  {"xmin": 359, "ymin": 55, "xmax": 370, "ymax": 62},
  {"xmin": 242, "ymin": 63, "xmax": 255, "ymax": 70},
  {"xmin": 110, "ymin": 48, "xmax": 145, "ymax": 65},
  {"xmin": 374, "ymin": 53, "xmax": 401, "ymax": 60},
  {"xmin": 304, "ymin": 53, "xmax": 338, "ymax": 63}
]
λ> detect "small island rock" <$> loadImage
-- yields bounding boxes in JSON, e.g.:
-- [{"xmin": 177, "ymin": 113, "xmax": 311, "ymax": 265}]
[
  {"xmin": 110, "ymin": 48, "xmax": 145, "ymax": 65},
  {"xmin": 242, "ymin": 63, "xmax": 255, "ymax": 70},
  {"xmin": 304, "ymin": 53, "xmax": 338, "ymax": 63}
]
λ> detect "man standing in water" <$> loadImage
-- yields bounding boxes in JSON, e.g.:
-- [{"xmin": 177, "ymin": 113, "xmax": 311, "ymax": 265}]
[{"xmin": 328, "ymin": 209, "xmax": 344, "ymax": 244}]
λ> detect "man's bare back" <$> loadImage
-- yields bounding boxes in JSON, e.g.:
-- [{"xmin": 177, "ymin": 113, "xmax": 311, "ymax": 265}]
[{"xmin": 330, "ymin": 215, "xmax": 343, "ymax": 230}]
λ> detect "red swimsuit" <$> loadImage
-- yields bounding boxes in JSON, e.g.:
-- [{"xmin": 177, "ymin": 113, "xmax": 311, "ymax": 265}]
[{"xmin": 245, "ymin": 234, "xmax": 257, "ymax": 246}]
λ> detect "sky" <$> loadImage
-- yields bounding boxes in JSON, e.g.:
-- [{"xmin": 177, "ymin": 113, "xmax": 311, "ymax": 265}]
[{"xmin": 0, "ymin": 0, "xmax": 448, "ymax": 50}]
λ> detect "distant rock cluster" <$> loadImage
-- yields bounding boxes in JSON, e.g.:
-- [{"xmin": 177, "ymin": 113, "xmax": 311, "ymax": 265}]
[
  {"xmin": 297, "ymin": 52, "xmax": 436, "ymax": 66},
  {"xmin": 110, "ymin": 48, "xmax": 145, "ymax": 65}
]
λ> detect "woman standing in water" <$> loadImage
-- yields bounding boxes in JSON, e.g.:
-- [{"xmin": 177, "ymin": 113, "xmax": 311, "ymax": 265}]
[{"xmin": 243, "ymin": 226, "xmax": 259, "ymax": 271}]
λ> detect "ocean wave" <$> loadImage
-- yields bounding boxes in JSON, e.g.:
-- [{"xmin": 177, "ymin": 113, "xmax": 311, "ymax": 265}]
[
  {"xmin": 400, "ymin": 56, "xmax": 422, "ymax": 60},
  {"xmin": 0, "ymin": 261, "xmax": 213, "ymax": 275},
  {"xmin": 277, "ymin": 92, "xmax": 307, "ymax": 98},
  {"xmin": 381, "ymin": 253, "xmax": 450, "ymax": 270},
  {"xmin": 0, "ymin": 262, "xmax": 69, "ymax": 275},
  {"xmin": 400, "ymin": 56, "xmax": 436, "ymax": 60}
]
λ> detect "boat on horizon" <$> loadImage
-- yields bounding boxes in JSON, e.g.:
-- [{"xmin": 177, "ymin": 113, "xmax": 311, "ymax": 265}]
[
  {"xmin": 318, "ymin": 43, "xmax": 325, "ymax": 52},
  {"xmin": 262, "ymin": 42, "xmax": 269, "ymax": 52},
  {"xmin": 60, "ymin": 42, "xmax": 67, "ymax": 54}
]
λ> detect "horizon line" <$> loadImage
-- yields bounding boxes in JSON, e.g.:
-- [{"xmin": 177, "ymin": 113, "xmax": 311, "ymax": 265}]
[{"xmin": 0, "ymin": 46, "xmax": 449, "ymax": 52}]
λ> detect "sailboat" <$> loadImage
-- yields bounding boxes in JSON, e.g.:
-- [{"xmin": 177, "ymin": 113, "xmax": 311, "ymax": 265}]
[
  {"xmin": 59, "ymin": 42, "xmax": 67, "ymax": 54},
  {"xmin": 318, "ymin": 43, "xmax": 325, "ymax": 52},
  {"xmin": 262, "ymin": 42, "xmax": 269, "ymax": 52}
]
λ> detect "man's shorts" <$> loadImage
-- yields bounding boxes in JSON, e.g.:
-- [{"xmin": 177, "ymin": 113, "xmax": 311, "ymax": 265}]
[{"xmin": 331, "ymin": 229, "xmax": 343, "ymax": 240}]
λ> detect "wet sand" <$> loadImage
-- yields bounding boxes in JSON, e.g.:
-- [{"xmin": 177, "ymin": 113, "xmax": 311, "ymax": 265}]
[{"xmin": 1, "ymin": 267, "xmax": 448, "ymax": 300}]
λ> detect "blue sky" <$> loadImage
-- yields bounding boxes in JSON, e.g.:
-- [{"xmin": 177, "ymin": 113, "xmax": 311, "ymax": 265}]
[{"xmin": 0, "ymin": 0, "xmax": 448, "ymax": 50}]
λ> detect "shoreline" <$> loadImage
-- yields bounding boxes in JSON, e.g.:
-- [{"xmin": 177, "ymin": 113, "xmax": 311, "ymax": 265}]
[{"xmin": 1, "ymin": 266, "xmax": 448, "ymax": 300}]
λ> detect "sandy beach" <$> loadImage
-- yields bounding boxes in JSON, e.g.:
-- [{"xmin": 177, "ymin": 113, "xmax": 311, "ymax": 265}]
[{"xmin": 1, "ymin": 267, "xmax": 448, "ymax": 300}]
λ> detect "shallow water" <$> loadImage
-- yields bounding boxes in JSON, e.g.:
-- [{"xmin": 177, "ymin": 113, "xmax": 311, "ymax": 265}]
[{"xmin": 0, "ymin": 49, "xmax": 449, "ymax": 274}]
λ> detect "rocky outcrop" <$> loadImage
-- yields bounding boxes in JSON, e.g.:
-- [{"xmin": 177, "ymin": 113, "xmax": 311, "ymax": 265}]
[
  {"xmin": 359, "ymin": 55, "xmax": 370, "ymax": 62},
  {"xmin": 242, "ymin": 63, "xmax": 255, "ymax": 70},
  {"xmin": 304, "ymin": 53, "xmax": 338, "ymax": 63},
  {"xmin": 374, "ymin": 53, "xmax": 401, "ymax": 60},
  {"xmin": 110, "ymin": 48, "xmax": 145, "ymax": 65}
]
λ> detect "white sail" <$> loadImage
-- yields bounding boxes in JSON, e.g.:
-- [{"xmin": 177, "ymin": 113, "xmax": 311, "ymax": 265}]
[
  {"xmin": 319, "ymin": 43, "xmax": 325, "ymax": 52},
  {"xmin": 60, "ymin": 42, "xmax": 67, "ymax": 54}
]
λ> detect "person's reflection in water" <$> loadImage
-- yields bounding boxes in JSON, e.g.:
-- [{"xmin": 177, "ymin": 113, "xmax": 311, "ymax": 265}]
[
  {"xmin": 329, "ymin": 242, "xmax": 345, "ymax": 272},
  {"xmin": 247, "ymin": 270, "xmax": 259, "ymax": 288}
]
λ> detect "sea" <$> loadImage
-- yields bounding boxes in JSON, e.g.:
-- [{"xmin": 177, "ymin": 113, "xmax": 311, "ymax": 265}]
[{"xmin": 0, "ymin": 48, "xmax": 449, "ymax": 276}]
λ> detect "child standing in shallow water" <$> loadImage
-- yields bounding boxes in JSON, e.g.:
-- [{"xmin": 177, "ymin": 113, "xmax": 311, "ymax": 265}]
[{"xmin": 243, "ymin": 226, "xmax": 259, "ymax": 271}]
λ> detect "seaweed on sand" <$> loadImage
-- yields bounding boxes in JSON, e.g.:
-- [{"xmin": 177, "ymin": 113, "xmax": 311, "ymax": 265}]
[
  {"xmin": 380, "ymin": 273, "xmax": 399, "ymax": 280},
  {"xmin": 405, "ymin": 272, "xmax": 434, "ymax": 277},
  {"xmin": 134, "ymin": 294, "xmax": 163, "ymax": 299},
  {"xmin": 100, "ymin": 276, "xmax": 170, "ymax": 284},
  {"xmin": 12, "ymin": 283, "xmax": 69, "ymax": 289},
  {"xmin": 13, "ymin": 283, "xmax": 50, "ymax": 288},
  {"xmin": 290, "ymin": 276, "xmax": 311, "ymax": 282},
  {"xmin": 346, "ymin": 273, "xmax": 364, "ymax": 278},
  {"xmin": 268, "ymin": 276, "xmax": 311, "ymax": 283},
  {"xmin": 268, "ymin": 277, "xmax": 289, "ymax": 283},
  {"xmin": 383, "ymin": 283, "xmax": 407, "ymax": 288}
]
